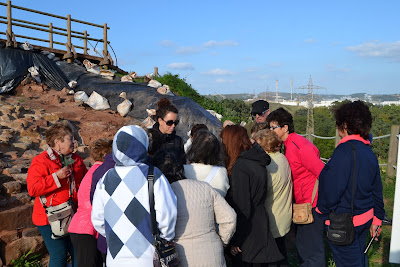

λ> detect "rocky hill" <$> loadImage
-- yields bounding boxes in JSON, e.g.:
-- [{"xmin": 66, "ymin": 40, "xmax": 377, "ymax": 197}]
[{"xmin": 0, "ymin": 77, "xmax": 137, "ymax": 266}]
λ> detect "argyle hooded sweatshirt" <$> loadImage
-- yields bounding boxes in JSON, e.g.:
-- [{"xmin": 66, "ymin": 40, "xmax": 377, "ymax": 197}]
[{"xmin": 91, "ymin": 125, "xmax": 177, "ymax": 267}]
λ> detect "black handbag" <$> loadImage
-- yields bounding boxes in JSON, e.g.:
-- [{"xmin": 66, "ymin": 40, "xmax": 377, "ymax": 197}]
[
  {"xmin": 327, "ymin": 143, "xmax": 356, "ymax": 246},
  {"xmin": 147, "ymin": 166, "xmax": 180, "ymax": 267}
]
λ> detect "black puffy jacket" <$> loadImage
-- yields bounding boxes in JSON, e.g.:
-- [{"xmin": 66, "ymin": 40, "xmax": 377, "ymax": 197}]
[
  {"xmin": 148, "ymin": 122, "xmax": 186, "ymax": 164},
  {"xmin": 227, "ymin": 143, "xmax": 283, "ymax": 263}
]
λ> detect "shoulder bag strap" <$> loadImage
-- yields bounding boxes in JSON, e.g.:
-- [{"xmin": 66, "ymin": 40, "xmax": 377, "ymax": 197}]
[
  {"xmin": 147, "ymin": 165, "xmax": 157, "ymax": 236},
  {"xmin": 350, "ymin": 143, "xmax": 357, "ymax": 217},
  {"xmin": 311, "ymin": 179, "xmax": 319, "ymax": 204},
  {"xmin": 204, "ymin": 166, "xmax": 219, "ymax": 184}
]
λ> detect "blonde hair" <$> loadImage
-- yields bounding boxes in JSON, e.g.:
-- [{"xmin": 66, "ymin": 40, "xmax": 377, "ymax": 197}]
[{"xmin": 253, "ymin": 129, "xmax": 281, "ymax": 153}]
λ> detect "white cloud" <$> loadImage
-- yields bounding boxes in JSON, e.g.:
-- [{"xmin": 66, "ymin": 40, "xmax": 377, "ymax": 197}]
[
  {"xmin": 216, "ymin": 78, "xmax": 234, "ymax": 83},
  {"xmin": 201, "ymin": 68, "xmax": 235, "ymax": 76},
  {"xmin": 175, "ymin": 46, "xmax": 204, "ymax": 54},
  {"xmin": 304, "ymin": 38, "xmax": 317, "ymax": 43},
  {"xmin": 346, "ymin": 41, "xmax": 400, "ymax": 61},
  {"xmin": 166, "ymin": 62, "xmax": 194, "ymax": 70},
  {"xmin": 203, "ymin": 40, "xmax": 239, "ymax": 48},
  {"xmin": 326, "ymin": 63, "xmax": 351, "ymax": 73},
  {"xmin": 158, "ymin": 39, "xmax": 175, "ymax": 47},
  {"xmin": 332, "ymin": 41, "xmax": 340, "ymax": 46}
]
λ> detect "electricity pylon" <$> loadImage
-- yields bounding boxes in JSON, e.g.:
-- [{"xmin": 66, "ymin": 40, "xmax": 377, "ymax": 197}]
[{"xmin": 297, "ymin": 75, "xmax": 325, "ymax": 142}]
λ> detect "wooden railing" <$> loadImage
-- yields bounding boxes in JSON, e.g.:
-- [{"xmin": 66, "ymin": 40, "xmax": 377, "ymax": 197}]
[{"xmin": 0, "ymin": 0, "xmax": 112, "ymax": 66}]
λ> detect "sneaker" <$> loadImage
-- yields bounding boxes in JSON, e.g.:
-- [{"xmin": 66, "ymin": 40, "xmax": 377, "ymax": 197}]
[{"xmin": 382, "ymin": 214, "xmax": 392, "ymax": 225}]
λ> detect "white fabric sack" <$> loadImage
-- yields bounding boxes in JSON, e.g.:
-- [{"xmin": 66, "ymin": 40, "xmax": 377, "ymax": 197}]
[
  {"xmin": 68, "ymin": 81, "xmax": 77, "ymax": 89},
  {"xmin": 28, "ymin": 66, "xmax": 41, "ymax": 83},
  {"xmin": 74, "ymin": 91, "xmax": 89, "ymax": 102},
  {"xmin": 117, "ymin": 92, "xmax": 132, "ymax": 117},
  {"xmin": 148, "ymin": 80, "xmax": 162, "ymax": 88},
  {"xmin": 85, "ymin": 91, "xmax": 110, "ymax": 110}
]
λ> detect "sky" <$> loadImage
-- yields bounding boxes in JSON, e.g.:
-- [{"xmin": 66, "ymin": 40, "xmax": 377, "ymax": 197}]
[{"xmin": 3, "ymin": 0, "xmax": 400, "ymax": 96}]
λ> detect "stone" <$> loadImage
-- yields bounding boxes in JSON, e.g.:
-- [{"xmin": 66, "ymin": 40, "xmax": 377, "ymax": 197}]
[
  {"xmin": 22, "ymin": 227, "xmax": 40, "ymax": 238},
  {"xmin": 20, "ymin": 125, "xmax": 40, "ymax": 138},
  {"xmin": 0, "ymin": 204, "xmax": 34, "ymax": 231},
  {"xmin": 10, "ymin": 193, "xmax": 32, "ymax": 205},
  {"xmin": 22, "ymin": 150, "xmax": 40, "ymax": 159},
  {"xmin": 34, "ymin": 119, "xmax": 48, "ymax": 127},
  {"xmin": 0, "ymin": 229, "xmax": 19, "ymax": 245},
  {"xmin": 1, "ymin": 181, "xmax": 21, "ymax": 195},
  {"xmin": 42, "ymin": 114, "xmax": 59, "ymax": 122},
  {"xmin": 4, "ymin": 236, "xmax": 45, "ymax": 265},
  {"xmin": 10, "ymin": 174, "xmax": 28, "ymax": 182},
  {"xmin": 3, "ymin": 151, "xmax": 18, "ymax": 160}
]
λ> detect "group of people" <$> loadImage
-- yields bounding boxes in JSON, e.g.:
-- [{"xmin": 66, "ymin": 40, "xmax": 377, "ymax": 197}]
[{"xmin": 26, "ymin": 97, "xmax": 384, "ymax": 267}]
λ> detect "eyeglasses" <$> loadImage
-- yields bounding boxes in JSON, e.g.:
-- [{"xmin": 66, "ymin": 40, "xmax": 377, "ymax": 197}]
[
  {"xmin": 252, "ymin": 110, "xmax": 268, "ymax": 117},
  {"xmin": 162, "ymin": 118, "xmax": 180, "ymax": 126},
  {"xmin": 270, "ymin": 125, "xmax": 281, "ymax": 130}
]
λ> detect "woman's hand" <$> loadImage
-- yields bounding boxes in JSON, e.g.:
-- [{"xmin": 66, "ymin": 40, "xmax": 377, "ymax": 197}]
[
  {"xmin": 230, "ymin": 246, "xmax": 242, "ymax": 256},
  {"xmin": 370, "ymin": 224, "xmax": 382, "ymax": 241},
  {"xmin": 55, "ymin": 167, "xmax": 71, "ymax": 180}
]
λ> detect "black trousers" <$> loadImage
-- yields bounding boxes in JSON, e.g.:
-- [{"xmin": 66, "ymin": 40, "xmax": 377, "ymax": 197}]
[
  {"xmin": 70, "ymin": 233, "xmax": 103, "ymax": 267},
  {"xmin": 295, "ymin": 209, "xmax": 325, "ymax": 267}
]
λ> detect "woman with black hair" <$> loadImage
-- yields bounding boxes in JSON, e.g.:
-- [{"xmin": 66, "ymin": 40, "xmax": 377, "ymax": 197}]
[
  {"xmin": 148, "ymin": 98, "xmax": 186, "ymax": 164},
  {"xmin": 184, "ymin": 130, "xmax": 230, "ymax": 197},
  {"xmin": 316, "ymin": 101, "xmax": 384, "ymax": 267},
  {"xmin": 153, "ymin": 150, "xmax": 237, "ymax": 267}
]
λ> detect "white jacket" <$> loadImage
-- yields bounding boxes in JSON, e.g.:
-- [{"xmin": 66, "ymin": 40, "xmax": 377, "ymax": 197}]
[
  {"xmin": 92, "ymin": 125, "xmax": 177, "ymax": 267},
  {"xmin": 184, "ymin": 163, "xmax": 230, "ymax": 197}
]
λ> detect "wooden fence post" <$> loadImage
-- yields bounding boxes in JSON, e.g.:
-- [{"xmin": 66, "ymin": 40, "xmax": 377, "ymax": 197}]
[
  {"xmin": 66, "ymin": 14, "xmax": 72, "ymax": 63},
  {"xmin": 154, "ymin": 67, "xmax": 158, "ymax": 77},
  {"xmin": 6, "ymin": 0, "xmax": 12, "ymax": 47},
  {"xmin": 335, "ymin": 128, "xmax": 340, "ymax": 147},
  {"xmin": 49, "ymin": 23, "xmax": 53, "ymax": 48},
  {"xmin": 387, "ymin": 125, "xmax": 400, "ymax": 178},
  {"xmin": 83, "ymin": 30, "xmax": 87, "ymax": 55},
  {"xmin": 102, "ymin": 23, "xmax": 109, "ymax": 68}
]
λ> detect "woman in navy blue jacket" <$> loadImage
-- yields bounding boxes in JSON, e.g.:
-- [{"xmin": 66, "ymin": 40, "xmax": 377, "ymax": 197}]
[{"xmin": 316, "ymin": 100, "xmax": 384, "ymax": 267}]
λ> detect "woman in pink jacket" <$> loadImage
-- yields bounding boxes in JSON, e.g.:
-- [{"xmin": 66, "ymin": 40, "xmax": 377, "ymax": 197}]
[
  {"xmin": 68, "ymin": 138, "xmax": 112, "ymax": 267},
  {"xmin": 267, "ymin": 108, "xmax": 326, "ymax": 267}
]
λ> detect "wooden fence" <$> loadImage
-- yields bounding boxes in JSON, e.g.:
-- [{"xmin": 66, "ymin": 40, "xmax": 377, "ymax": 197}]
[
  {"xmin": 306, "ymin": 125, "xmax": 400, "ymax": 178},
  {"xmin": 0, "ymin": 0, "xmax": 112, "ymax": 66}
]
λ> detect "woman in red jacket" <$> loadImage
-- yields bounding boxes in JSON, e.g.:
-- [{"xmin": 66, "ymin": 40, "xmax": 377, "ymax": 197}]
[
  {"xmin": 27, "ymin": 121, "xmax": 87, "ymax": 267},
  {"xmin": 267, "ymin": 108, "xmax": 325, "ymax": 267}
]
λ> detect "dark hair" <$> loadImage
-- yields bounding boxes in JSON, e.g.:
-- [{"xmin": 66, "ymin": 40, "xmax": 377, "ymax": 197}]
[
  {"xmin": 253, "ymin": 129, "xmax": 281, "ymax": 153},
  {"xmin": 187, "ymin": 130, "xmax": 223, "ymax": 166},
  {"xmin": 152, "ymin": 150, "xmax": 186, "ymax": 184},
  {"xmin": 155, "ymin": 98, "xmax": 178, "ymax": 120},
  {"xmin": 45, "ymin": 121, "xmax": 73, "ymax": 147},
  {"xmin": 190, "ymin": 124, "xmax": 208, "ymax": 137},
  {"xmin": 90, "ymin": 138, "xmax": 113, "ymax": 161},
  {"xmin": 251, "ymin": 122, "xmax": 269, "ymax": 135},
  {"xmin": 266, "ymin": 108, "xmax": 295, "ymax": 133},
  {"xmin": 334, "ymin": 100, "xmax": 372, "ymax": 140},
  {"xmin": 220, "ymin": 125, "xmax": 252, "ymax": 176}
]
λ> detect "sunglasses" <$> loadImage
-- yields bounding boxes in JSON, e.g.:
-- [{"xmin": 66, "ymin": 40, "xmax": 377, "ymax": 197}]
[
  {"xmin": 162, "ymin": 118, "xmax": 180, "ymax": 126},
  {"xmin": 270, "ymin": 125, "xmax": 281, "ymax": 130},
  {"xmin": 252, "ymin": 110, "xmax": 268, "ymax": 117}
]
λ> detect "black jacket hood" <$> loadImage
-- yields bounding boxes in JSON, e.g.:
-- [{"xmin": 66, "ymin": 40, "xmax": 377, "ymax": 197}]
[{"xmin": 238, "ymin": 142, "xmax": 271, "ymax": 167}]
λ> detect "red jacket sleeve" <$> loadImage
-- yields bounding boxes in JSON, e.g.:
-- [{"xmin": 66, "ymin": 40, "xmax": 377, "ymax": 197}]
[{"xmin": 27, "ymin": 155, "xmax": 60, "ymax": 197}]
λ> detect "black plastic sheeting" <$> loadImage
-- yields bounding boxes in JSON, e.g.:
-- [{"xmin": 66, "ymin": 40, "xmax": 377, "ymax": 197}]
[
  {"xmin": 56, "ymin": 61, "xmax": 222, "ymax": 140},
  {"xmin": 0, "ymin": 48, "xmax": 69, "ymax": 93}
]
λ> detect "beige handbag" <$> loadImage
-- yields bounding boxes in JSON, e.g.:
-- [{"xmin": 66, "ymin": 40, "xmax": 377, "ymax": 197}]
[{"xmin": 292, "ymin": 180, "xmax": 319, "ymax": 224}]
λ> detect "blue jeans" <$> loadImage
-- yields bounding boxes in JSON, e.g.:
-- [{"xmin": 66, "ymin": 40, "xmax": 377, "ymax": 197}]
[
  {"xmin": 37, "ymin": 225, "xmax": 76, "ymax": 267},
  {"xmin": 327, "ymin": 219, "xmax": 372, "ymax": 267}
]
